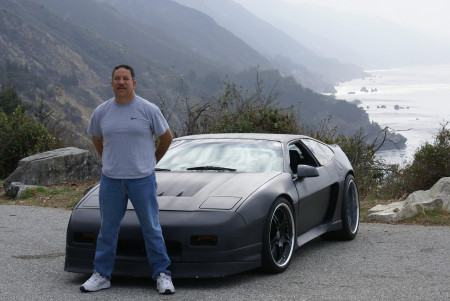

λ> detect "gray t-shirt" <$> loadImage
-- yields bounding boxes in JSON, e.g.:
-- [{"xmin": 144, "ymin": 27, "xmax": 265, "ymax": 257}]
[{"xmin": 87, "ymin": 95, "xmax": 169, "ymax": 179}]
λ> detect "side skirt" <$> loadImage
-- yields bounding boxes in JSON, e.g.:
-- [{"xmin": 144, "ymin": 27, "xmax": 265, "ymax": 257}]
[{"xmin": 296, "ymin": 220, "xmax": 342, "ymax": 248}]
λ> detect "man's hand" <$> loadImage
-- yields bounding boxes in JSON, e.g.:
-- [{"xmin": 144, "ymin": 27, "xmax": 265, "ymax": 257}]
[
  {"xmin": 92, "ymin": 136, "xmax": 104, "ymax": 157},
  {"xmin": 155, "ymin": 129, "xmax": 173, "ymax": 163}
]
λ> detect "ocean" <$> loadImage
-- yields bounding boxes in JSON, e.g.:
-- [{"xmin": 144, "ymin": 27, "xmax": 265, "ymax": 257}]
[{"xmin": 333, "ymin": 65, "xmax": 450, "ymax": 165}]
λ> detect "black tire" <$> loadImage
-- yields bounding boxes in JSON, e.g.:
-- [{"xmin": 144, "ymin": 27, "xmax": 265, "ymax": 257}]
[
  {"xmin": 322, "ymin": 174, "xmax": 360, "ymax": 240},
  {"xmin": 262, "ymin": 197, "xmax": 295, "ymax": 273}
]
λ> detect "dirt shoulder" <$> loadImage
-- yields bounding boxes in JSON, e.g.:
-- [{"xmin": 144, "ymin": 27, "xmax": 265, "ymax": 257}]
[{"xmin": 0, "ymin": 179, "xmax": 98, "ymax": 210}]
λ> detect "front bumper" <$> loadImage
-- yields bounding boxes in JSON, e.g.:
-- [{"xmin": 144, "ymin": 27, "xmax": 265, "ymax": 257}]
[{"xmin": 64, "ymin": 209, "xmax": 264, "ymax": 278}]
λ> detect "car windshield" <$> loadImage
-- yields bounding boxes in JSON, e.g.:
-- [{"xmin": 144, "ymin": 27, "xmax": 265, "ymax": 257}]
[{"xmin": 156, "ymin": 138, "xmax": 284, "ymax": 172}]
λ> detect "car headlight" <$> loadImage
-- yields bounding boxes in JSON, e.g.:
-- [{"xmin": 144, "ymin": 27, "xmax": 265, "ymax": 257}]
[{"xmin": 199, "ymin": 196, "xmax": 241, "ymax": 210}]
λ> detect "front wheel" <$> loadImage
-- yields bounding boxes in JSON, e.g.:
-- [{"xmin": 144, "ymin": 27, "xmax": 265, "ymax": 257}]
[{"xmin": 262, "ymin": 197, "xmax": 296, "ymax": 273}]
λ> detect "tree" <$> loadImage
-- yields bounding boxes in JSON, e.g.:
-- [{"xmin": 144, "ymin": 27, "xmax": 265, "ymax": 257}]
[
  {"xmin": 385, "ymin": 122, "xmax": 450, "ymax": 198},
  {"xmin": 31, "ymin": 98, "xmax": 54, "ymax": 126},
  {"xmin": 0, "ymin": 82, "xmax": 22, "ymax": 115},
  {"xmin": 162, "ymin": 73, "xmax": 302, "ymax": 136},
  {"xmin": 0, "ymin": 106, "xmax": 63, "ymax": 178},
  {"xmin": 308, "ymin": 117, "xmax": 393, "ymax": 199}
]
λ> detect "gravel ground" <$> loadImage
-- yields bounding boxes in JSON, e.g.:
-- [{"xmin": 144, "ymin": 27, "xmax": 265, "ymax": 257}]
[{"xmin": 0, "ymin": 205, "xmax": 449, "ymax": 301}]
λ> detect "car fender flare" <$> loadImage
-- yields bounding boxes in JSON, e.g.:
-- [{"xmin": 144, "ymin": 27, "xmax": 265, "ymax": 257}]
[{"xmin": 236, "ymin": 173, "xmax": 298, "ymax": 225}]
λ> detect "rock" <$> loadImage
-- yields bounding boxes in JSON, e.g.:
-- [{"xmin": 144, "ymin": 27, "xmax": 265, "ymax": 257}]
[
  {"xmin": 3, "ymin": 147, "xmax": 101, "ymax": 198},
  {"xmin": 4, "ymin": 182, "xmax": 39, "ymax": 200},
  {"xmin": 365, "ymin": 177, "xmax": 450, "ymax": 223},
  {"xmin": 360, "ymin": 86, "xmax": 368, "ymax": 92}
]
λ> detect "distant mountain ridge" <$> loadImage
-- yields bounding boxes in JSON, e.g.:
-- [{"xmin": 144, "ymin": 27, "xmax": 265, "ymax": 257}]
[
  {"xmin": 99, "ymin": 0, "xmax": 273, "ymax": 72},
  {"xmin": 31, "ymin": 0, "xmax": 370, "ymax": 92},
  {"xmin": 174, "ymin": 0, "xmax": 366, "ymax": 90},
  {"xmin": 32, "ymin": 0, "xmax": 232, "ymax": 77},
  {"xmin": 236, "ymin": 0, "xmax": 450, "ymax": 69}
]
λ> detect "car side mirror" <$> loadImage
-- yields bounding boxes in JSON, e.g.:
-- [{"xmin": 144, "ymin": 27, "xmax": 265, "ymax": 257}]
[{"xmin": 297, "ymin": 165, "xmax": 319, "ymax": 178}]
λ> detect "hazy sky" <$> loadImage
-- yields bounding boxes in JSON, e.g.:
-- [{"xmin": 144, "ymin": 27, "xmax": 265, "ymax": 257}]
[{"xmin": 237, "ymin": 0, "xmax": 450, "ymax": 40}]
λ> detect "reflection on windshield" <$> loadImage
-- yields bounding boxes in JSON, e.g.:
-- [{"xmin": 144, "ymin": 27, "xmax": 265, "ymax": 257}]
[{"xmin": 156, "ymin": 139, "xmax": 283, "ymax": 172}]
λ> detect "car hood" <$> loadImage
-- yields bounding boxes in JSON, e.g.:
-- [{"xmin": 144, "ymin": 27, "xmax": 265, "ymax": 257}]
[{"xmin": 155, "ymin": 171, "xmax": 281, "ymax": 211}]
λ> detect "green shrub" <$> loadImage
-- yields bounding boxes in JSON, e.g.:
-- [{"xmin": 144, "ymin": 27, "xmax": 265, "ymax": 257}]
[
  {"xmin": 309, "ymin": 119, "xmax": 390, "ymax": 199},
  {"xmin": 0, "ymin": 106, "xmax": 63, "ymax": 178},
  {"xmin": 384, "ymin": 123, "xmax": 450, "ymax": 198},
  {"xmin": 169, "ymin": 76, "xmax": 301, "ymax": 136},
  {"xmin": 0, "ymin": 82, "xmax": 22, "ymax": 115}
]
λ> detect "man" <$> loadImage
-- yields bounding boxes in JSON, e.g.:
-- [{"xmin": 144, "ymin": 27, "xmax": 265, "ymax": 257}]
[{"xmin": 80, "ymin": 64, "xmax": 175, "ymax": 294}]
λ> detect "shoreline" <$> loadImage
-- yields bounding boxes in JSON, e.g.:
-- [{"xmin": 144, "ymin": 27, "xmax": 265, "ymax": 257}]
[{"xmin": 333, "ymin": 65, "xmax": 450, "ymax": 164}]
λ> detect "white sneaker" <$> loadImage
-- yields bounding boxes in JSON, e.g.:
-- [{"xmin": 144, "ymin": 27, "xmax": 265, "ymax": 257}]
[
  {"xmin": 80, "ymin": 271, "xmax": 111, "ymax": 292},
  {"xmin": 156, "ymin": 272, "xmax": 175, "ymax": 294}
]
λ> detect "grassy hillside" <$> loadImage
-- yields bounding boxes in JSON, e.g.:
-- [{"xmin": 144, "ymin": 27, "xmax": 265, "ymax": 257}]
[{"xmin": 34, "ymin": 0, "xmax": 271, "ymax": 77}]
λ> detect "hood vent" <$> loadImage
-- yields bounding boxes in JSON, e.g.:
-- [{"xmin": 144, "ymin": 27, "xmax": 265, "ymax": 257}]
[{"xmin": 158, "ymin": 191, "xmax": 184, "ymax": 197}]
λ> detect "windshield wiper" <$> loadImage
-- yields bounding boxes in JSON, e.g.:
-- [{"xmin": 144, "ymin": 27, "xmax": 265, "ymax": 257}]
[
  {"xmin": 186, "ymin": 166, "xmax": 236, "ymax": 172},
  {"xmin": 155, "ymin": 168, "xmax": 171, "ymax": 171}
]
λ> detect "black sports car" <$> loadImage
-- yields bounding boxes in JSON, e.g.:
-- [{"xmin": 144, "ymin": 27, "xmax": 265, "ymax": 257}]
[{"xmin": 65, "ymin": 133, "xmax": 359, "ymax": 278}]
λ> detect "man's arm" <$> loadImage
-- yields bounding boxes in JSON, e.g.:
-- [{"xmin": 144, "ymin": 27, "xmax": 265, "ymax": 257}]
[
  {"xmin": 155, "ymin": 129, "xmax": 173, "ymax": 163},
  {"xmin": 92, "ymin": 136, "xmax": 104, "ymax": 157}
]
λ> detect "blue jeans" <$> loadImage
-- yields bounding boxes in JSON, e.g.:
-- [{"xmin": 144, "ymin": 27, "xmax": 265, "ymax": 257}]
[{"xmin": 93, "ymin": 173, "xmax": 171, "ymax": 280}]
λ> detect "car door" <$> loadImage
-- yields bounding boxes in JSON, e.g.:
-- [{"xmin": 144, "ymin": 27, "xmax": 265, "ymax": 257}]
[{"xmin": 289, "ymin": 139, "xmax": 335, "ymax": 235}]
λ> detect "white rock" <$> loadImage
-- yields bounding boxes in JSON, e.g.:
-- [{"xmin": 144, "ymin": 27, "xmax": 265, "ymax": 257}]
[{"xmin": 365, "ymin": 177, "xmax": 450, "ymax": 223}]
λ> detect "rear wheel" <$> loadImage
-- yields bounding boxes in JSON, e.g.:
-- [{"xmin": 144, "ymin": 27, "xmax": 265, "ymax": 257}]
[
  {"xmin": 323, "ymin": 174, "xmax": 359, "ymax": 240},
  {"xmin": 262, "ymin": 197, "xmax": 295, "ymax": 273}
]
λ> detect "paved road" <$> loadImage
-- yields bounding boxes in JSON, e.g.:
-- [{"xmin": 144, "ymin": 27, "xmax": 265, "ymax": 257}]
[{"xmin": 1, "ymin": 205, "xmax": 449, "ymax": 301}]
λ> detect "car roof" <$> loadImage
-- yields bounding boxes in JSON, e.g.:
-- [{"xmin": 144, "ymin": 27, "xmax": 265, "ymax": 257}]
[{"xmin": 173, "ymin": 133, "xmax": 311, "ymax": 144}]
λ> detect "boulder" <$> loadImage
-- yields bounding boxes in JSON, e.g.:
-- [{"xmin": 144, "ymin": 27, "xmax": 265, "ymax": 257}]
[
  {"xmin": 4, "ymin": 182, "xmax": 38, "ymax": 200},
  {"xmin": 3, "ymin": 147, "xmax": 101, "ymax": 198},
  {"xmin": 365, "ymin": 177, "xmax": 450, "ymax": 223}
]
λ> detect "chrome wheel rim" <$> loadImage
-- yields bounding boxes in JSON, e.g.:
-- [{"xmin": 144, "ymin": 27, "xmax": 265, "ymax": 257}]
[
  {"xmin": 347, "ymin": 179, "xmax": 360, "ymax": 234},
  {"xmin": 269, "ymin": 203, "xmax": 295, "ymax": 267}
]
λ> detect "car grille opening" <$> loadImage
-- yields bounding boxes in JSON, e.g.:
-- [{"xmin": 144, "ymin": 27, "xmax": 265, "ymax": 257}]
[
  {"xmin": 116, "ymin": 240, "xmax": 182, "ymax": 258},
  {"xmin": 117, "ymin": 240, "xmax": 146, "ymax": 257},
  {"xmin": 72, "ymin": 233, "xmax": 182, "ymax": 258},
  {"xmin": 165, "ymin": 241, "xmax": 182, "ymax": 257}
]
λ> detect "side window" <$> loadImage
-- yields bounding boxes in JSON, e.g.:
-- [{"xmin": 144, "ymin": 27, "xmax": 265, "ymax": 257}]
[
  {"xmin": 288, "ymin": 142, "xmax": 318, "ymax": 174},
  {"xmin": 300, "ymin": 139, "xmax": 334, "ymax": 166},
  {"xmin": 288, "ymin": 144, "xmax": 302, "ymax": 174}
]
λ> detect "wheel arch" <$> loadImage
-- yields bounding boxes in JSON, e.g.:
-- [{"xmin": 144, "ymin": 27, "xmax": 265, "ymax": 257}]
[
  {"xmin": 236, "ymin": 173, "xmax": 298, "ymax": 225},
  {"xmin": 261, "ymin": 196, "xmax": 296, "ymax": 273}
]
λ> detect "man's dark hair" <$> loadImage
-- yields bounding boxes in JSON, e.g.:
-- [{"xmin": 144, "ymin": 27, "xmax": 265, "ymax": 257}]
[{"xmin": 112, "ymin": 64, "xmax": 135, "ymax": 80}]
